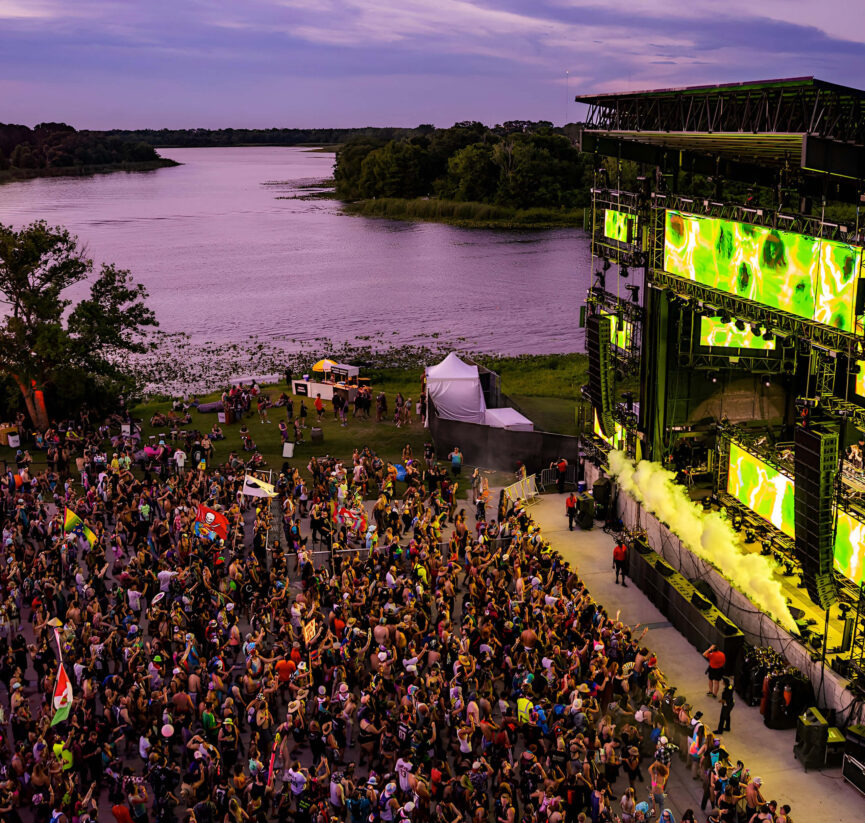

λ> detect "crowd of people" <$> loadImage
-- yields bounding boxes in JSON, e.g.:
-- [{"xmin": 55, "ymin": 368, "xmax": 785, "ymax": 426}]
[{"xmin": 0, "ymin": 397, "xmax": 798, "ymax": 823}]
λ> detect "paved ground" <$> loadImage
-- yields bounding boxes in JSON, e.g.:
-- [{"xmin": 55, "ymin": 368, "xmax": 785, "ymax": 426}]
[{"xmin": 529, "ymin": 492, "xmax": 863, "ymax": 821}]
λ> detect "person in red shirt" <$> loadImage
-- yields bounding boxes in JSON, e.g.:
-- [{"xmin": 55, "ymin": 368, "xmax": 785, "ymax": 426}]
[
  {"xmin": 703, "ymin": 644, "xmax": 726, "ymax": 698},
  {"xmin": 613, "ymin": 542, "xmax": 628, "ymax": 586},
  {"xmin": 565, "ymin": 492, "xmax": 578, "ymax": 531},
  {"xmin": 314, "ymin": 393, "xmax": 325, "ymax": 421}
]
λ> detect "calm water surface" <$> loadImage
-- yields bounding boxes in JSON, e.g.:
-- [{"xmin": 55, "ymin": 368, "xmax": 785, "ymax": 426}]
[{"xmin": 0, "ymin": 147, "xmax": 591, "ymax": 354}]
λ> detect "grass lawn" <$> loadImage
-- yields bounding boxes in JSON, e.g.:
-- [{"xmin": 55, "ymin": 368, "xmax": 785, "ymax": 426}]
[{"xmin": 0, "ymin": 355, "xmax": 587, "ymax": 488}]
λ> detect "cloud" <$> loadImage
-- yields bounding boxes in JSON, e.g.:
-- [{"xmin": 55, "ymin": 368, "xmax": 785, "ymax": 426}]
[{"xmin": 0, "ymin": 0, "xmax": 863, "ymax": 127}]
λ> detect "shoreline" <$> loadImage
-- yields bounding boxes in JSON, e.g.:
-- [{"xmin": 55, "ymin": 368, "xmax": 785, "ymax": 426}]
[
  {"xmin": 0, "ymin": 158, "xmax": 179, "ymax": 186},
  {"xmin": 342, "ymin": 196, "xmax": 587, "ymax": 230}
]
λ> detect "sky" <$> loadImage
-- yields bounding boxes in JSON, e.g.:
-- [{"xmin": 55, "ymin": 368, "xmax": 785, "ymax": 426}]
[{"xmin": 2, "ymin": 0, "xmax": 865, "ymax": 130}]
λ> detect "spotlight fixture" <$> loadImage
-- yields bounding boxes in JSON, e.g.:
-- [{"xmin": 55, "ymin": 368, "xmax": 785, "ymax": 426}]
[
  {"xmin": 620, "ymin": 266, "xmax": 629, "ymax": 279},
  {"xmin": 760, "ymin": 542, "xmax": 772, "ymax": 556},
  {"xmin": 763, "ymin": 329, "xmax": 774, "ymax": 342},
  {"xmin": 735, "ymin": 319, "xmax": 746, "ymax": 332},
  {"xmin": 720, "ymin": 312, "xmax": 732, "ymax": 325},
  {"xmin": 708, "ymin": 371, "xmax": 718, "ymax": 384},
  {"xmin": 852, "ymin": 364, "xmax": 862, "ymax": 375},
  {"xmin": 751, "ymin": 323, "xmax": 763, "ymax": 337},
  {"xmin": 763, "ymin": 376, "xmax": 771, "ymax": 387},
  {"xmin": 625, "ymin": 284, "xmax": 640, "ymax": 303}
]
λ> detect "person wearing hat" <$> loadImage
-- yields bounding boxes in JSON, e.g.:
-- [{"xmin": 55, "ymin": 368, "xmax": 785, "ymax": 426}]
[{"xmin": 744, "ymin": 777, "xmax": 765, "ymax": 821}]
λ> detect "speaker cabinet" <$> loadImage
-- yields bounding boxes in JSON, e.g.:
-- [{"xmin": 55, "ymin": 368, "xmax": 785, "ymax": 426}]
[
  {"xmin": 793, "ymin": 707, "xmax": 828, "ymax": 771},
  {"xmin": 842, "ymin": 755, "xmax": 865, "ymax": 796}
]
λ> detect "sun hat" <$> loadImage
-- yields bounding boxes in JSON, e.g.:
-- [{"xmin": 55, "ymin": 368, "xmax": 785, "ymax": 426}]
[{"xmin": 287, "ymin": 700, "xmax": 301, "ymax": 715}]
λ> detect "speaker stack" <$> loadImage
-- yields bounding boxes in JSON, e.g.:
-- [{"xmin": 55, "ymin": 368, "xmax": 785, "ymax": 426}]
[
  {"xmin": 794, "ymin": 707, "xmax": 829, "ymax": 770},
  {"xmin": 794, "ymin": 425, "xmax": 839, "ymax": 609},
  {"xmin": 586, "ymin": 313, "xmax": 615, "ymax": 437}
]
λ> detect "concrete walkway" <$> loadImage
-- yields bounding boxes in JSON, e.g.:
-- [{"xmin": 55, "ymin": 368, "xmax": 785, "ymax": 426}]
[{"xmin": 529, "ymin": 492, "xmax": 863, "ymax": 820}]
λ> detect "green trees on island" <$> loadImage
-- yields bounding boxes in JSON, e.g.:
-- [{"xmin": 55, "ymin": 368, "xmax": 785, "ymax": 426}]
[
  {"xmin": 0, "ymin": 222, "xmax": 158, "ymax": 429},
  {"xmin": 0, "ymin": 122, "xmax": 165, "ymax": 177},
  {"xmin": 335, "ymin": 121, "xmax": 591, "ymax": 210}
]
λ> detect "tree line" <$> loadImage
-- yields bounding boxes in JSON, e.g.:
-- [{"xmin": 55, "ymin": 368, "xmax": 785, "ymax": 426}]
[
  {"xmin": 101, "ymin": 126, "xmax": 419, "ymax": 148},
  {"xmin": 334, "ymin": 121, "xmax": 592, "ymax": 210},
  {"xmin": 0, "ymin": 122, "xmax": 164, "ymax": 173}
]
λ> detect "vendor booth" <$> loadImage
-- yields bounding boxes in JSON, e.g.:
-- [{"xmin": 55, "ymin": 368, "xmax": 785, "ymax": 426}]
[{"xmin": 292, "ymin": 359, "xmax": 360, "ymax": 402}]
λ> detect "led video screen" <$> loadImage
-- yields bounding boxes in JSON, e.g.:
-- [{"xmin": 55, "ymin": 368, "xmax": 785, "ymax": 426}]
[
  {"xmin": 726, "ymin": 442, "xmax": 795, "ymax": 537},
  {"xmin": 664, "ymin": 210, "xmax": 862, "ymax": 332},
  {"xmin": 700, "ymin": 316, "xmax": 776, "ymax": 350},
  {"xmin": 602, "ymin": 312, "xmax": 633, "ymax": 351},
  {"xmin": 594, "ymin": 409, "xmax": 625, "ymax": 450},
  {"xmin": 834, "ymin": 510, "xmax": 865, "ymax": 588},
  {"xmin": 604, "ymin": 209, "xmax": 638, "ymax": 244},
  {"xmin": 855, "ymin": 361, "xmax": 865, "ymax": 399}
]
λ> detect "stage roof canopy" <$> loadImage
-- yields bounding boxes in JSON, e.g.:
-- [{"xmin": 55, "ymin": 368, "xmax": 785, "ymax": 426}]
[{"xmin": 575, "ymin": 77, "xmax": 865, "ymax": 193}]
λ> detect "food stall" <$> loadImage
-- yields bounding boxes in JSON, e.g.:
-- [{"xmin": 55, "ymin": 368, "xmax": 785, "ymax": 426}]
[{"xmin": 292, "ymin": 359, "xmax": 360, "ymax": 402}]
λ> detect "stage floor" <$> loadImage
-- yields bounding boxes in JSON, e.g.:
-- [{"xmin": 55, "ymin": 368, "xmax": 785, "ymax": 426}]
[{"xmin": 530, "ymin": 493, "xmax": 863, "ymax": 822}]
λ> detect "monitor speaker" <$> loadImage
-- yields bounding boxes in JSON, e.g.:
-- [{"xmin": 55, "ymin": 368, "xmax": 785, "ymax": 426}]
[
  {"xmin": 846, "ymin": 725, "xmax": 865, "ymax": 761},
  {"xmin": 794, "ymin": 425, "xmax": 839, "ymax": 608}
]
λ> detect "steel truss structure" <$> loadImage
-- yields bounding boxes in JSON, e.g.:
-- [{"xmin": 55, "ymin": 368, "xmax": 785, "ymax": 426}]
[
  {"xmin": 579, "ymin": 78, "xmax": 865, "ymax": 145},
  {"xmin": 585, "ymin": 287, "xmax": 643, "ymax": 376},
  {"xmin": 649, "ymin": 270, "xmax": 860, "ymax": 352}
]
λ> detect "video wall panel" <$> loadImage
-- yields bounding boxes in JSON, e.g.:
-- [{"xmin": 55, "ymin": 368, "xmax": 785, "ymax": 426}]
[
  {"xmin": 727, "ymin": 442, "xmax": 796, "ymax": 537},
  {"xmin": 664, "ymin": 210, "xmax": 862, "ymax": 333},
  {"xmin": 604, "ymin": 209, "xmax": 638, "ymax": 244},
  {"xmin": 602, "ymin": 311, "xmax": 633, "ymax": 351},
  {"xmin": 593, "ymin": 409, "xmax": 625, "ymax": 450},
  {"xmin": 726, "ymin": 442, "xmax": 865, "ymax": 587},
  {"xmin": 700, "ymin": 316, "xmax": 776, "ymax": 350}
]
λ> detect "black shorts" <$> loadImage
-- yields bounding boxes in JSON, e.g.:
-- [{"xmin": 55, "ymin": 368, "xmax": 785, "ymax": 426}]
[{"xmin": 708, "ymin": 666, "xmax": 724, "ymax": 681}]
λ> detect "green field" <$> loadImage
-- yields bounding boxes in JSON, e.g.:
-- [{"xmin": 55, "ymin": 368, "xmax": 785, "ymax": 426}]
[{"xmin": 2, "ymin": 354, "xmax": 587, "ymax": 488}]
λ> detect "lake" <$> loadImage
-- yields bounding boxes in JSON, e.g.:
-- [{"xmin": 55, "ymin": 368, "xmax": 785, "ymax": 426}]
[{"xmin": 0, "ymin": 147, "xmax": 592, "ymax": 357}]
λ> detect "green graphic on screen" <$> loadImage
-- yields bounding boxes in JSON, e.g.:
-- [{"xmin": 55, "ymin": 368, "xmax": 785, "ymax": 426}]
[
  {"xmin": 602, "ymin": 312, "xmax": 633, "ymax": 350},
  {"xmin": 834, "ymin": 510, "xmax": 865, "ymax": 588},
  {"xmin": 664, "ymin": 210, "xmax": 862, "ymax": 332},
  {"xmin": 726, "ymin": 443, "xmax": 796, "ymax": 537},
  {"xmin": 604, "ymin": 210, "xmax": 638, "ymax": 243},
  {"xmin": 726, "ymin": 441, "xmax": 865, "ymax": 587},
  {"xmin": 594, "ymin": 409, "xmax": 625, "ymax": 450},
  {"xmin": 700, "ymin": 316, "xmax": 776, "ymax": 350},
  {"xmin": 855, "ymin": 361, "xmax": 865, "ymax": 398}
]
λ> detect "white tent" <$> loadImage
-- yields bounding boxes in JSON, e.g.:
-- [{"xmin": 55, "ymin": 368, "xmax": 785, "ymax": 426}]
[
  {"xmin": 484, "ymin": 407, "xmax": 534, "ymax": 431},
  {"xmin": 426, "ymin": 353, "xmax": 487, "ymax": 424}
]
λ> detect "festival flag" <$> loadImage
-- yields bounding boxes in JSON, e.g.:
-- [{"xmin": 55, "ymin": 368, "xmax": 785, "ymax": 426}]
[
  {"xmin": 51, "ymin": 664, "xmax": 73, "ymax": 726},
  {"xmin": 242, "ymin": 474, "xmax": 277, "ymax": 498},
  {"xmin": 193, "ymin": 503, "xmax": 229, "ymax": 541},
  {"xmin": 64, "ymin": 508, "xmax": 96, "ymax": 546}
]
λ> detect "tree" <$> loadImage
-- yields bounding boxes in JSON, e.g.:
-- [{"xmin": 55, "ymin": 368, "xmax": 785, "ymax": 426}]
[
  {"xmin": 0, "ymin": 221, "xmax": 157, "ymax": 430},
  {"xmin": 439, "ymin": 143, "xmax": 500, "ymax": 202}
]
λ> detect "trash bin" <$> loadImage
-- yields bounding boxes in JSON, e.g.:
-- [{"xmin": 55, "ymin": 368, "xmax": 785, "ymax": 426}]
[
  {"xmin": 311, "ymin": 427, "xmax": 323, "ymax": 442},
  {"xmin": 283, "ymin": 442, "xmax": 295, "ymax": 458}
]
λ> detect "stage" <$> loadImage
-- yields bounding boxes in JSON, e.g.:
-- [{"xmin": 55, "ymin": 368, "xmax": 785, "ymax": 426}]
[{"xmin": 583, "ymin": 461, "xmax": 861, "ymax": 722}]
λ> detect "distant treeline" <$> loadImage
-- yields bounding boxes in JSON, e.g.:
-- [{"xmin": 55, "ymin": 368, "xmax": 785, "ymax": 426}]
[
  {"xmin": 101, "ymin": 127, "xmax": 420, "ymax": 148},
  {"xmin": 0, "ymin": 122, "xmax": 164, "ymax": 173},
  {"xmin": 334, "ymin": 121, "xmax": 592, "ymax": 210}
]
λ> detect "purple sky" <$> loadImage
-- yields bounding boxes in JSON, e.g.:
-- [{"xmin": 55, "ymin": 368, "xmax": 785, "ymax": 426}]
[{"xmin": 2, "ymin": 1, "xmax": 865, "ymax": 129}]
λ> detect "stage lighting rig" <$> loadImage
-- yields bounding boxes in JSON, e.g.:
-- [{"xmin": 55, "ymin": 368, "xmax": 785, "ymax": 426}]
[
  {"xmin": 709, "ymin": 372, "xmax": 718, "ymax": 383},
  {"xmin": 745, "ymin": 528, "xmax": 756, "ymax": 543},
  {"xmin": 763, "ymin": 376, "xmax": 771, "ymax": 387},
  {"xmin": 751, "ymin": 323, "xmax": 763, "ymax": 337},
  {"xmin": 595, "ymin": 270, "xmax": 606, "ymax": 289},
  {"xmin": 720, "ymin": 312, "xmax": 732, "ymax": 324},
  {"xmin": 852, "ymin": 364, "xmax": 862, "ymax": 375},
  {"xmin": 734, "ymin": 319, "xmax": 746, "ymax": 332},
  {"xmin": 760, "ymin": 542, "xmax": 772, "ymax": 555},
  {"xmin": 763, "ymin": 329, "xmax": 774, "ymax": 342},
  {"xmin": 625, "ymin": 284, "xmax": 640, "ymax": 303}
]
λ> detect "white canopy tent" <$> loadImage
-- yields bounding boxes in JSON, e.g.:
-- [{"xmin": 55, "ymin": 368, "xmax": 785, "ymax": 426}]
[
  {"xmin": 426, "ymin": 353, "xmax": 487, "ymax": 424},
  {"xmin": 484, "ymin": 407, "xmax": 534, "ymax": 431}
]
